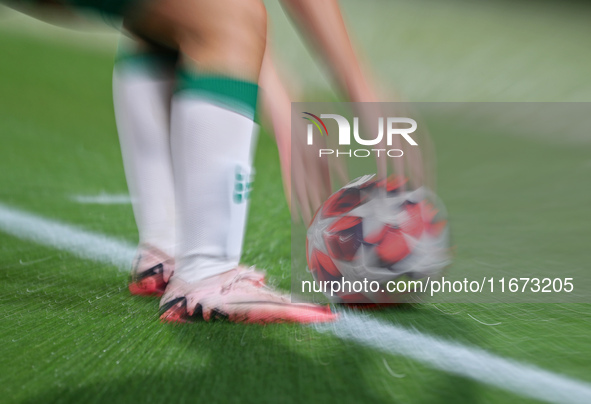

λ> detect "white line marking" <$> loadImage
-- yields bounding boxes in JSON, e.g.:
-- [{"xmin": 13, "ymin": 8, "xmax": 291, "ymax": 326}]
[
  {"xmin": 0, "ymin": 202, "xmax": 135, "ymax": 270},
  {"xmin": 70, "ymin": 193, "xmax": 131, "ymax": 205},
  {"xmin": 316, "ymin": 312, "xmax": 591, "ymax": 404},
  {"xmin": 1, "ymin": 201, "xmax": 590, "ymax": 403}
]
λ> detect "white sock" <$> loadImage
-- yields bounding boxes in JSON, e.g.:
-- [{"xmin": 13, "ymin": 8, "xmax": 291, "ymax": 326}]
[
  {"xmin": 170, "ymin": 72, "xmax": 259, "ymax": 283},
  {"xmin": 112, "ymin": 40, "xmax": 177, "ymax": 257}
]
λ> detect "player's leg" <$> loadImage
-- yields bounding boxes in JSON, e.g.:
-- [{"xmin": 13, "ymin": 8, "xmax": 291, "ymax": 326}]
[
  {"xmin": 113, "ymin": 38, "xmax": 289, "ymax": 297},
  {"xmin": 128, "ymin": 0, "xmax": 335, "ymax": 323},
  {"xmin": 112, "ymin": 37, "xmax": 177, "ymax": 296},
  {"xmin": 128, "ymin": 0, "xmax": 265, "ymax": 283}
]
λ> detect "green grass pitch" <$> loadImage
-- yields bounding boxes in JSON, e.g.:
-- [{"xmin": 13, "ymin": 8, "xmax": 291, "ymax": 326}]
[{"xmin": 1, "ymin": 22, "xmax": 591, "ymax": 404}]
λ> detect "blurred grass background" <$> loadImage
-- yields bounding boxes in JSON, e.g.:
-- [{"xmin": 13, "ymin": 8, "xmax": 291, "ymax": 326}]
[
  {"xmin": 1, "ymin": 1, "xmax": 590, "ymax": 403},
  {"xmin": 2, "ymin": 0, "xmax": 591, "ymax": 102}
]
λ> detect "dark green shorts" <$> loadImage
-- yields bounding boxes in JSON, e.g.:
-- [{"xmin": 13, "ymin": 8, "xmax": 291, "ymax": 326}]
[
  {"xmin": 63, "ymin": 0, "xmax": 147, "ymax": 17},
  {"xmin": 9, "ymin": 0, "xmax": 148, "ymax": 18}
]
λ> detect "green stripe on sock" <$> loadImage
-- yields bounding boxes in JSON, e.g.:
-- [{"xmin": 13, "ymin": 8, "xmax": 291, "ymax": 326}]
[{"xmin": 176, "ymin": 71, "xmax": 259, "ymax": 119}]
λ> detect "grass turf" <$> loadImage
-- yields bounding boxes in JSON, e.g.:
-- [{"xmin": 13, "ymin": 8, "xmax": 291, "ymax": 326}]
[{"xmin": 1, "ymin": 28, "xmax": 590, "ymax": 404}]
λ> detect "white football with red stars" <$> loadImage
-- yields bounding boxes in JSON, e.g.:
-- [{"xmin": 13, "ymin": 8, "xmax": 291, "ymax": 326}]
[{"xmin": 306, "ymin": 175, "xmax": 451, "ymax": 304}]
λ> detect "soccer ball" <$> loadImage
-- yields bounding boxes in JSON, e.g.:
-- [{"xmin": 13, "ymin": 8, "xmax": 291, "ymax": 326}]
[{"xmin": 306, "ymin": 175, "xmax": 451, "ymax": 304}]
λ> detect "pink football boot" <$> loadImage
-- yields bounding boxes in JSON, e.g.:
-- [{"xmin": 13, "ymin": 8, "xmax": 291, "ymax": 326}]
[
  {"xmin": 128, "ymin": 245, "xmax": 175, "ymax": 296},
  {"xmin": 159, "ymin": 267, "xmax": 336, "ymax": 324}
]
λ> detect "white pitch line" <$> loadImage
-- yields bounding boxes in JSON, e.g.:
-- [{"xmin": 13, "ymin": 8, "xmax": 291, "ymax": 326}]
[
  {"xmin": 70, "ymin": 193, "xmax": 132, "ymax": 205},
  {"xmin": 0, "ymin": 202, "xmax": 134, "ymax": 270},
  {"xmin": 1, "ymin": 201, "xmax": 590, "ymax": 404},
  {"xmin": 316, "ymin": 313, "xmax": 591, "ymax": 404}
]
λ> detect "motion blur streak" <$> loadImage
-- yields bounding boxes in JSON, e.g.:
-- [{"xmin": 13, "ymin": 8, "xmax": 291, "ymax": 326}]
[
  {"xmin": 1, "ymin": 201, "xmax": 590, "ymax": 403},
  {"xmin": 316, "ymin": 313, "xmax": 591, "ymax": 404}
]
